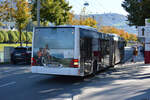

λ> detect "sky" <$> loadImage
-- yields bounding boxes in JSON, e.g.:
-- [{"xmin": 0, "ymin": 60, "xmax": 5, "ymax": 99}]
[{"xmin": 67, "ymin": 0, "xmax": 128, "ymax": 15}]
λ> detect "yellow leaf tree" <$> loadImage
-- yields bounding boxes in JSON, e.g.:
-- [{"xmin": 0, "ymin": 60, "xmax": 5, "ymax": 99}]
[
  {"xmin": 0, "ymin": 0, "xmax": 11, "ymax": 22},
  {"xmin": 129, "ymin": 34, "xmax": 138, "ymax": 41},
  {"xmin": 12, "ymin": 0, "xmax": 32, "ymax": 46},
  {"xmin": 67, "ymin": 13, "xmax": 97, "ymax": 28},
  {"xmin": 99, "ymin": 26, "xmax": 137, "ymax": 42}
]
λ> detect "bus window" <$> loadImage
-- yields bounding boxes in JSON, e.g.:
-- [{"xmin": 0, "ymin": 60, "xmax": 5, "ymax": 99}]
[{"xmin": 33, "ymin": 27, "xmax": 75, "ymax": 67}]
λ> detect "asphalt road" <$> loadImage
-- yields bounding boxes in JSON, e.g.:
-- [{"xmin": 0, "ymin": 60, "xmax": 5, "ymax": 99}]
[
  {"xmin": 0, "ymin": 64, "xmax": 86, "ymax": 100},
  {"xmin": 0, "ymin": 47, "xmax": 146, "ymax": 100}
]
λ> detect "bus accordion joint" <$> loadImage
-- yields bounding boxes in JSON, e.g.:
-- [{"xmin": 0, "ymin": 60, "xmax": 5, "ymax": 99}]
[
  {"xmin": 73, "ymin": 59, "xmax": 79, "ymax": 68},
  {"xmin": 31, "ymin": 57, "xmax": 37, "ymax": 66}
]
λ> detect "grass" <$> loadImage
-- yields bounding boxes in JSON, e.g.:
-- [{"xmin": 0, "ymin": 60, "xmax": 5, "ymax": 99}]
[{"xmin": 0, "ymin": 43, "xmax": 32, "ymax": 52}]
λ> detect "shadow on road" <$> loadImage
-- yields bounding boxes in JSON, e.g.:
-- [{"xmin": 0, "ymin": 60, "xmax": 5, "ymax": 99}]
[{"xmin": 26, "ymin": 62, "xmax": 149, "ymax": 100}]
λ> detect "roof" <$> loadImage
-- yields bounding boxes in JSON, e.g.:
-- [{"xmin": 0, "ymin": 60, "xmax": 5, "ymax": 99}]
[{"xmin": 36, "ymin": 25, "xmax": 97, "ymax": 32}]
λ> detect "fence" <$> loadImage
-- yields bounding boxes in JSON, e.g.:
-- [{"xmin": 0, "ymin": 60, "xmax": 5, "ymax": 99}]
[{"xmin": 0, "ymin": 47, "xmax": 14, "ymax": 63}]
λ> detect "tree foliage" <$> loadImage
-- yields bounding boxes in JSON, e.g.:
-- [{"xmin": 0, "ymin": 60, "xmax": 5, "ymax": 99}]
[
  {"xmin": 32, "ymin": 0, "xmax": 72, "ymax": 25},
  {"xmin": 67, "ymin": 13, "xmax": 97, "ymax": 28},
  {"xmin": 0, "ymin": 31, "xmax": 4, "ymax": 42},
  {"xmin": 13, "ymin": 31, "xmax": 20, "ymax": 40},
  {"xmin": 13, "ymin": 0, "xmax": 32, "ymax": 29},
  {"xmin": 8, "ymin": 30, "xmax": 18, "ymax": 42},
  {"xmin": 28, "ymin": 32, "xmax": 32, "ymax": 43},
  {"xmin": 0, "ymin": 0, "xmax": 32, "ymax": 45},
  {"xmin": 0, "ymin": 30, "xmax": 9, "ymax": 42},
  {"xmin": 12, "ymin": 0, "xmax": 32, "ymax": 46},
  {"xmin": 21, "ymin": 32, "xmax": 26, "ymax": 42},
  {"xmin": 0, "ymin": 22, "xmax": 4, "ymax": 26},
  {"xmin": 122, "ymin": 0, "xmax": 150, "ymax": 26},
  {"xmin": 99, "ymin": 26, "xmax": 137, "ymax": 41},
  {"xmin": 0, "ymin": 30, "xmax": 32, "ymax": 43},
  {"xmin": 0, "ymin": 0, "xmax": 12, "ymax": 22}
]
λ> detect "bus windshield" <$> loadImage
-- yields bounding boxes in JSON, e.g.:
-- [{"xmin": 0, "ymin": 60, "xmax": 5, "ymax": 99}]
[{"xmin": 34, "ymin": 27, "xmax": 74, "ymax": 49}]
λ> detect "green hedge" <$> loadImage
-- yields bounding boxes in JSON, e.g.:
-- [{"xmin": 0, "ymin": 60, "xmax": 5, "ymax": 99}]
[{"xmin": 0, "ymin": 30, "xmax": 32, "ymax": 43}]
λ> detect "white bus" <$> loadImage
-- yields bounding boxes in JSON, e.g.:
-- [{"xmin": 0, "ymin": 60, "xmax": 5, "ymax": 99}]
[{"xmin": 31, "ymin": 26, "xmax": 125, "ymax": 76}]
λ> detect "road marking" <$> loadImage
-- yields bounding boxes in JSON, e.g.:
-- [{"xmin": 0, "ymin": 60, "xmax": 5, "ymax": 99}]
[
  {"xmin": 4, "ymin": 69, "xmax": 17, "ymax": 73},
  {"xmin": 2, "ymin": 68, "xmax": 28, "ymax": 74},
  {"xmin": 0, "ymin": 81, "xmax": 16, "ymax": 88},
  {"xmin": 49, "ymin": 98, "xmax": 72, "ymax": 100}
]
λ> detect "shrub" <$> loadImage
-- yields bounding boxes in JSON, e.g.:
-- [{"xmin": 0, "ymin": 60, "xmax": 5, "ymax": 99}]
[
  {"xmin": 0, "ymin": 31, "xmax": 4, "ymax": 42},
  {"xmin": 0, "ymin": 30, "xmax": 9, "ymax": 43}
]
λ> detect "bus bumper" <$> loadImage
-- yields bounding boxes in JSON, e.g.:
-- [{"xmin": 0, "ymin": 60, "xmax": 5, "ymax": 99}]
[{"xmin": 31, "ymin": 66, "xmax": 83, "ymax": 76}]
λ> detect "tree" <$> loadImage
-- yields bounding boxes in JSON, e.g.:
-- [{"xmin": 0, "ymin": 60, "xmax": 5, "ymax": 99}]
[
  {"xmin": 21, "ymin": 32, "xmax": 26, "ymax": 43},
  {"xmin": 99, "ymin": 26, "xmax": 119, "ymax": 34},
  {"xmin": 99, "ymin": 26, "xmax": 137, "ymax": 42},
  {"xmin": 0, "ymin": 0, "xmax": 11, "ymax": 22},
  {"xmin": 129, "ymin": 34, "xmax": 137, "ymax": 41},
  {"xmin": 0, "ymin": 31, "xmax": 4, "ymax": 42},
  {"xmin": 0, "ymin": 30, "xmax": 9, "ymax": 43},
  {"xmin": 122, "ymin": 0, "xmax": 150, "ymax": 26},
  {"xmin": 27, "ymin": 32, "xmax": 32, "ymax": 43},
  {"xmin": 12, "ymin": 0, "xmax": 32, "ymax": 46},
  {"xmin": 80, "ymin": 17, "xmax": 97, "ymax": 28},
  {"xmin": 13, "ymin": 31, "xmax": 20, "ymax": 42},
  {"xmin": 67, "ymin": 13, "xmax": 97, "ymax": 28},
  {"xmin": 0, "ymin": 22, "xmax": 4, "ymax": 26},
  {"xmin": 32, "ymin": 0, "xmax": 72, "ymax": 25},
  {"xmin": 7, "ymin": 31, "xmax": 18, "ymax": 43}
]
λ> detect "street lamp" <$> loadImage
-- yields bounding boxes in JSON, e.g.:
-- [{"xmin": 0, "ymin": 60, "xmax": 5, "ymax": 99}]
[{"xmin": 82, "ymin": 2, "xmax": 89, "ymax": 19}]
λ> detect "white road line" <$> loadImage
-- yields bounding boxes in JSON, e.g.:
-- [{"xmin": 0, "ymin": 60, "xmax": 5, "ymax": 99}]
[
  {"xmin": 49, "ymin": 98, "xmax": 72, "ymax": 100},
  {"xmin": 0, "ymin": 81, "xmax": 16, "ymax": 88},
  {"xmin": 2, "ymin": 68, "xmax": 25, "ymax": 73},
  {"xmin": 4, "ymin": 69, "xmax": 17, "ymax": 73}
]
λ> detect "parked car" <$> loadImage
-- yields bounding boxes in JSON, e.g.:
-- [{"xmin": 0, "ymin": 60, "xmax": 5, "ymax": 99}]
[{"xmin": 11, "ymin": 47, "xmax": 32, "ymax": 64}]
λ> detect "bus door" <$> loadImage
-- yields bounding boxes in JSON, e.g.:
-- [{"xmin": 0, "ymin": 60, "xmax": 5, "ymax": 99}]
[
  {"xmin": 109, "ymin": 38, "xmax": 115, "ymax": 66},
  {"xmin": 98, "ymin": 39, "xmax": 103, "ymax": 68},
  {"xmin": 80, "ymin": 38, "xmax": 92, "ymax": 74}
]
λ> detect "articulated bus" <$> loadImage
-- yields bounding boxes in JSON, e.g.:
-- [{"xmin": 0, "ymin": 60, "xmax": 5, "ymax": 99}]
[{"xmin": 31, "ymin": 25, "xmax": 125, "ymax": 76}]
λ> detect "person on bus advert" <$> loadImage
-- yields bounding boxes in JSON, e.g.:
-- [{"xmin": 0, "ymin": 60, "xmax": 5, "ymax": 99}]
[
  {"xmin": 43, "ymin": 44, "xmax": 51, "ymax": 63},
  {"xmin": 37, "ymin": 48, "xmax": 43, "ymax": 65},
  {"xmin": 132, "ymin": 47, "xmax": 138, "ymax": 63},
  {"xmin": 43, "ymin": 44, "xmax": 50, "ymax": 56}
]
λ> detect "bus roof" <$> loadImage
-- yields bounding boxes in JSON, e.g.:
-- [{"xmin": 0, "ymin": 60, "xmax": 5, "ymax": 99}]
[
  {"xmin": 35, "ymin": 26, "xmax": 125, "ymax": 41},
  {"xmin": 35, "ymin": 25, "xmax": 97, "ymax": 32}
]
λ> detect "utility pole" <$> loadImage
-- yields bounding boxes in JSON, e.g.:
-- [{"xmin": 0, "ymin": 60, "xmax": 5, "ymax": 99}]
[
  {"xmin": 10, "ymin": 0, "xmax": 13, "ymax": 21},
  {"xmin": 37, "ymin": 0, "xmax": 40, "ymax": 27}
]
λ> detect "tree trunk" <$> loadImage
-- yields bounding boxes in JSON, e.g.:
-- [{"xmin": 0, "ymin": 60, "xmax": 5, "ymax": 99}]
[
  {"xmin": 26, "ymin": 26, "xmax": 28, "ymax": 47},
  {"xmin": 19, "ymin": 29, "xmax": 22, "ymax": 47}
]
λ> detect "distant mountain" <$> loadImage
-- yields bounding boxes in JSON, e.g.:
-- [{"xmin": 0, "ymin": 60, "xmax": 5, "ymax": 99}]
[{"xmin": 75, "ymin": 13, "xmax": 137, "ymax": 34}]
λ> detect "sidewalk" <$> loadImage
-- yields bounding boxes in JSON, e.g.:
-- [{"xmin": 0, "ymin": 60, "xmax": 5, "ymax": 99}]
[{"xmin": 74, "ymin": 50, "xmax": 150, "ymax": 100}]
